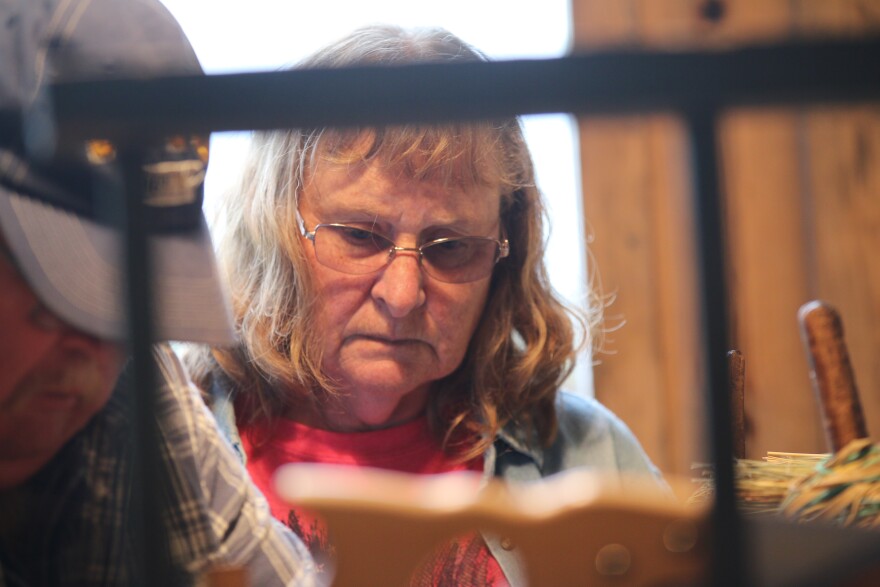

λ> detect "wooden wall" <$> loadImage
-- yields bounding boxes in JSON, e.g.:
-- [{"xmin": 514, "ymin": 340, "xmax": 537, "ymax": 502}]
[{"xmin": 571, "ymin": 0, "xmax": 880, "ymax": 476}]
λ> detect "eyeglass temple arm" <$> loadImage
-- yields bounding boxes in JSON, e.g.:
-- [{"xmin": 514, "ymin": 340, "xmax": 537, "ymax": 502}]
[{"xmin": 295, "ymin": 208, "xmax": 317, "ymax": 240}]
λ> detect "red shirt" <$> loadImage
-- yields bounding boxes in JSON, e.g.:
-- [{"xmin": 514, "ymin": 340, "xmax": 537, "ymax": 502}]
[{"xmin": 241, "ymin": 416, "xmax": 509, "ymax": 586}]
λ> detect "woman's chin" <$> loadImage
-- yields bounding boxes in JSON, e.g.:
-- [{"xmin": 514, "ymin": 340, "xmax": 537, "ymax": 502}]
[{"xmin": 325, "ymin": 381, "xmax": 429, "ymax": 431}]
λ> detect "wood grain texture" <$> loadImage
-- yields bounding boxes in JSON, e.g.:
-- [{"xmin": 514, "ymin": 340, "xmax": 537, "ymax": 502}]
[
  {"xmin": 720, "ymin": 109, "xmax": 825, "ymax": 456},
  {"xmin": 572, "ymin": 0, "xmax": 880, "ymax": 473},
  {"xmin": 646, "ymin": 118, "xmax": 704, "ymax": 471},
  {"xmin": 579, "ymin": 117, "xmax": 678, "ymax": 471},
  {"xmin": 638, "ymin": 0, "xmax": 792, "ymax": 46},
  {"xmin": 802, "ymin": 105, "xmax": 880, "ymax": 452}
]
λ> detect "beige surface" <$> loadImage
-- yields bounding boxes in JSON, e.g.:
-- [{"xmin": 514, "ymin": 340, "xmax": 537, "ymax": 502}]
[{"xmin": 275, "ymin": 464, "xmax": 709, "ymax": 587}]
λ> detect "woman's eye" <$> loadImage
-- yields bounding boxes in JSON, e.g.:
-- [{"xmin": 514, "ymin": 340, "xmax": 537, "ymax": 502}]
[
  {"xmin": 338, "ymin": 227, "xmax": 387, "ymax": 248},
  {"xmin": 341, "ymin": 227, "xmax": 372, "ymax": 240},
  {"xmin": 435, "ymin": 239, "xmax": 466, "ymax": 251}
]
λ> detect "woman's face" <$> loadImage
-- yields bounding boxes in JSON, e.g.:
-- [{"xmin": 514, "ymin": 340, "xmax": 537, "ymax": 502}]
[{"xmin": 297, "ymin": 159, "xmax": 502, "ymax": 431}]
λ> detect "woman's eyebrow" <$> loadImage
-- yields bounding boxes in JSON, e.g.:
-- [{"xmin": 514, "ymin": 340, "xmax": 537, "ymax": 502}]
[
  {"xmin": 314, "ymin": 205, "xmax": 379, "ymax": 222},
  {"xmin": 317, "ymin": 204, "xmax": 492, "ymax": 235},
  {"xmin": 423, "ymin": 218, "xmax": 498, "ymax": 235}
]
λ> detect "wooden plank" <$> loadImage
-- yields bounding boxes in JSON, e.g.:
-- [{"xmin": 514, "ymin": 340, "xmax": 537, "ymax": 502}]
[
  {"xmin": 580, "ymin": 117, "xmax": 705, "ymax": 474},
  {"xmin": 720, "ymin": 109, "xmax": 825, "ymax": 455},
  {"xmin": 571, "ymin": 0, "xmax": 639, "ymax": 47},
  {"xmin": 795, "ymin": 0, "xmax": 880, "ymax": 33},
  {"xmin": 802, "ymin": 105, "xmax": 880, "ymax": 445},
  {"xmin": 644, "ymin": 116, "xmax": 703, "ymax": 471},
  {"xmin": 579, "ymin": 117, "xmax": 674, "ymax": 471},
  {"xmin": 573, "ymin": 0, "xmax": 804, "ymax": 474},
  {"xmin": 572, "ymin": 0, "xmax": 880, "ymax": 474},
  {"xmin": 637, "ymin": 0, "xmax": 792, "ymax": 46}
]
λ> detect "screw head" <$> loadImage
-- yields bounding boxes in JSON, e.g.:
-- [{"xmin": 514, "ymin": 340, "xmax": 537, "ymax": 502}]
[{"xmin": 595, "ymin": 543, "xmax": 631, "ymax": 576}]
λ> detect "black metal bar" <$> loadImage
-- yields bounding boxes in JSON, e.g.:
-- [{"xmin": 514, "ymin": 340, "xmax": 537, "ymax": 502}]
[
  {"xmin": 686, "ymin": 109, "xmax": 747, "ymax": 587},
  {"xmin": 47, "ymin": 36, "xmax": 880, "ymax": 141},
  {"xmin": 116, "ymin": 149, "xmax": 173, "ymax": 586}
]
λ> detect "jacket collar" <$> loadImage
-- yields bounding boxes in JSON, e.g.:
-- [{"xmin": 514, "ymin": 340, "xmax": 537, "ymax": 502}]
[{"xmin": 495, "ymin": 418, "xmax": 544, "ymax": 470}]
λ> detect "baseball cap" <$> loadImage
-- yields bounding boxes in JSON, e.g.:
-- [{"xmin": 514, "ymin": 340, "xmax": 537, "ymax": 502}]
[{"xmin": 0, "ymin": 0, "xmax": 234, "ymax": 345}]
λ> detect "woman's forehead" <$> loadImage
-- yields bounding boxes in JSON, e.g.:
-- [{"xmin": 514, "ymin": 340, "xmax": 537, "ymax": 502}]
[
  {"xmin": 310, "ymin": 126, "xmax": 511, "ymax": 188},
  {"xmin": 302, "ymin": 159, "xmax": 502, "ymax": 230}
]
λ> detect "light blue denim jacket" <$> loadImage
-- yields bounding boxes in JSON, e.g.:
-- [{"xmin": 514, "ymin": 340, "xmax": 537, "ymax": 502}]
[{"xmin": 210, "ymin": 387, "xmax": 663, "ymax": 586}]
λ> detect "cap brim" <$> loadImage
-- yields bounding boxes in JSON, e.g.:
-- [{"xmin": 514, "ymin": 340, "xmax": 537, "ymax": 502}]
[{"xmin": 0, "ymin": 189, "xmax": 235, "ymax": 346}]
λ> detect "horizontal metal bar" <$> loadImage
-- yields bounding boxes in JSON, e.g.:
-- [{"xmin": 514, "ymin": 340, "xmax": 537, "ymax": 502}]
[{"xmin": 45, "ymin": 35, "xmax": 880, "ymax": 142}]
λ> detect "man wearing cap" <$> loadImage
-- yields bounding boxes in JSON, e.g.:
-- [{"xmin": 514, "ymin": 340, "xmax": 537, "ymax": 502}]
[{"xmin": 0, "ymin": 0, "xmax": 314, "ymax": 585}]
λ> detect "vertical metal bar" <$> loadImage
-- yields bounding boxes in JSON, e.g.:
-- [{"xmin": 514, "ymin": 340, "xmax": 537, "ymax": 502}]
[
  {"xmin": 685, "ymin": 109, "xmax": 747, "ymax": 587},
  {"xmin": 117, "ymin": 148, "xmax": 173, "ymax": 586}
]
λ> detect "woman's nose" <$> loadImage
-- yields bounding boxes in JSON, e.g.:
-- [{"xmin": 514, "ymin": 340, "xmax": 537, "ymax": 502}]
[{"xmin": 371, "ymin": 250, "xmax": 426, "ymax": 318}]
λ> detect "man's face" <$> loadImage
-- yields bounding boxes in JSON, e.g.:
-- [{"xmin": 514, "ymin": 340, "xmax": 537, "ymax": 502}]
[
  {"xmin": 0, "ymin": 239, "xmax": 123, "ymax": 486},
  {"xmin": 297, "ymin": 159, "xmax": 502, "ymax": 431}
]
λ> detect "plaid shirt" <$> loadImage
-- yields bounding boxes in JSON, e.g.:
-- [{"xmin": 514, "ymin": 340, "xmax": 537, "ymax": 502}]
[{"xmin": 0, "ymin": 344, "xmax": 315, "ymax": 587}]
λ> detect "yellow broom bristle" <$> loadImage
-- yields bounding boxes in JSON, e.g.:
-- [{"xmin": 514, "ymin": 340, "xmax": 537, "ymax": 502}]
[{"xmin": 691, "ymin": 440, "xmax": 880, "ymax": 530}]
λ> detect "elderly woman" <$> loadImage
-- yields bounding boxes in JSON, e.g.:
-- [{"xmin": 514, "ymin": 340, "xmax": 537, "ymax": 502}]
[{"xmin": 188, "ymin": 24, "xmax": 663, "ymax": 585}]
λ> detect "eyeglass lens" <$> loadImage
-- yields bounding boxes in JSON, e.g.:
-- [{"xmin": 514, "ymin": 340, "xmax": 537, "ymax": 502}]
[{"xmin": 313, "ymin": 225, "xmax": 501, "ymax": 283}]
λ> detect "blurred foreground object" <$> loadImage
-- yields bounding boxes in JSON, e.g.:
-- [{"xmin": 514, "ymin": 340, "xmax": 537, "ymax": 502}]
[{"xmin": 276, "ymin": 465, "xmax": 708, "ymax": 587}]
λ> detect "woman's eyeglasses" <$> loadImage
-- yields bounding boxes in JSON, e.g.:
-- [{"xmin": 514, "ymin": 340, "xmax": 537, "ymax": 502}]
[{"xmin": 300, "ymin": 219, "xmax": 509, "ymax": 284}]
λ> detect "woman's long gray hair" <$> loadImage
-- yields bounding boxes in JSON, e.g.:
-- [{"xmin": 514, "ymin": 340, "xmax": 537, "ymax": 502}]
[{"xmin": 187, "ymin": 24, "xmax": 599, "ymax": 458}]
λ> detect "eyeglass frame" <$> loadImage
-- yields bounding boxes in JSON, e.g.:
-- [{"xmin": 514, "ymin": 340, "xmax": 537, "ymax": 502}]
[
  {"xmin": 296, "ymin": 211, "xmax": 510, "ymax": 284},
  {"xmin": 0, "ymin": 238, "xmax": 66, "ymax": 332}
]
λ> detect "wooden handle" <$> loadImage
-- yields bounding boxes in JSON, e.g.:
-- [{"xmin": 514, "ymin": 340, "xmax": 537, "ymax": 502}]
[
  {"xmin": 797, "ymin": 300, "xmax": 868, "ymax": 452},
  {"xmin": 727, "ymin": 350, "xmax": 746, "ymax": 459}
]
